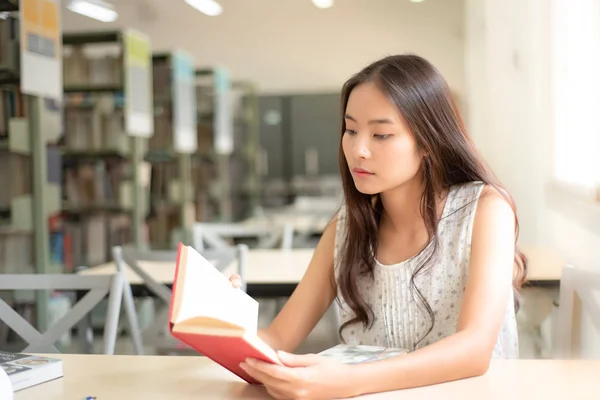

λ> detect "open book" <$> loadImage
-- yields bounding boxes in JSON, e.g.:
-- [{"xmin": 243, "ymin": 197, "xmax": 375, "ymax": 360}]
[{"xmin": 169, "ymin": 243, "xmax": 281, "ymax": 384}]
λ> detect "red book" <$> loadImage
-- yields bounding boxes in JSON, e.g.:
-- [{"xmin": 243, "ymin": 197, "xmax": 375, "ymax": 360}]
[{"xmin": 168, "ymin": 243, "xmax": 281, "ymax": 384}]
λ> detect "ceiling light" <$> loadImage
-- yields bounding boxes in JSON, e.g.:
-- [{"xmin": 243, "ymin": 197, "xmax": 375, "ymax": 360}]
[
  {"xmin": 312, "ymin": 0, "xmax": 334, "ymax": 9},
  {"xmin": 185, "ymin": 0, "xmax": 223, "ymax": 16},
  {"xmin": 67, "ymin": 0, "xmax": 118, "ymax": 22},
  {"xmin": 410, "ymin": 0, "xmax": 425, "ymax": 3}
]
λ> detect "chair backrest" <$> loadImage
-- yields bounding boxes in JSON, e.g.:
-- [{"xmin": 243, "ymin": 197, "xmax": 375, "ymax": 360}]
[
  {"xmin": 193, "ymin": 222, "xmax": 293, "ymax": 252},
  {"xmin": 557, "ymin": 265, "xmax": 600, "ymax": 359},
  {"xmin": 0, "ymin": 273, "xmax": 124, "ymax": 354},
  {"xmin": 293, "ymin": 195, "xmax": 340, "ymax": 213},
  {"xmin": 119, "ymin": 243, "xmax": 248, "ymax": 294}
]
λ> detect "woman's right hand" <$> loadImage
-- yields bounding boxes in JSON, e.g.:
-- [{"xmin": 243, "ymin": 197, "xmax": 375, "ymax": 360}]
[{"xmin": 228, "ymin": 273, "xmax": 242, "ymax": 289}]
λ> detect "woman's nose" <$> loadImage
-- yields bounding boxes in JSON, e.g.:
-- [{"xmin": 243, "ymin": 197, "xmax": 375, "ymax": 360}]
[{"xmin": 354, "ymin": 138, "xmax": 370, "ymax": 159}]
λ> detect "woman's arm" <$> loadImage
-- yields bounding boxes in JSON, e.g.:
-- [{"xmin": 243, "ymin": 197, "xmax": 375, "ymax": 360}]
[
  {"xmin": 346, "ymin": 186, "xmax": 517, "ymax": 395},
  {"xmin": 258, "ymin": 216, "xmax": 338, "ymax": 353}
]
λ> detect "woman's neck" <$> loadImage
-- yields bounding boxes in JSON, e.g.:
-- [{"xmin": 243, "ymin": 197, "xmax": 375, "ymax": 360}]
[{"xmin": 379, "ymin": 177, "xmax": 426, "ymax": 233}]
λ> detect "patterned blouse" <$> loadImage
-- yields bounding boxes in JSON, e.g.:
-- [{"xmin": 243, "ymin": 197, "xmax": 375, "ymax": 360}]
[{"xmin": 333, "ymin": 181, "xmax": 519, "ymax": 358}]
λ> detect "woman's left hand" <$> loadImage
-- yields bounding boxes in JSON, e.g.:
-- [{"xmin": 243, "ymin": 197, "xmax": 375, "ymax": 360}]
[{"xmin": 240, "ymin": 350, "xmax": 358, "ymax": 400}]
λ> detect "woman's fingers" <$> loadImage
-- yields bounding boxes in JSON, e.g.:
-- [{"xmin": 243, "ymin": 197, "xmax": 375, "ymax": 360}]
[{"xmin": 229, "ymin": 273, "xmax": 242, "ymax": 289}]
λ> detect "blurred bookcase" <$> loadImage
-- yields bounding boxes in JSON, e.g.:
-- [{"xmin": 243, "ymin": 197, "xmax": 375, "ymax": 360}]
[
  {"xmin": 0, "ymin": 0, "xmax": 63, "ymax": 333},
  {"xmin": 60, "ymin": 29, "xmax": 153, "ymax": 267},
  {"xmin": 194, "ymin": 68, "xmax": 260, "ymax": 222},
  {"xmin": 146, "ymin": 51, "xmax": 196, "ymax": 249}
]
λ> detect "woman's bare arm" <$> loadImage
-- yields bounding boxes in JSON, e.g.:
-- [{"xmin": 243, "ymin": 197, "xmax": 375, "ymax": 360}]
[{"xmin": 258, "ymin": 217, "xmax": 338, "ymax": 353}]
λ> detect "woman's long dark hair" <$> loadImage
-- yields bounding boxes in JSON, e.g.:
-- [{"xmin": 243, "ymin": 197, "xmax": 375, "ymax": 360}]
[{"xmin": 336, "ymin": 54, "xmax": 528, "ymax": 345}]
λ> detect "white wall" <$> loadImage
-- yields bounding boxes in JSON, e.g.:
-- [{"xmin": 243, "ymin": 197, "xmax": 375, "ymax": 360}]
[
  {"xmin": 61, "ymin": 0, "xmax": 465, "ymax": 95},
  {"xmin": 466, "ymin": 0, "xmax": 600, "ymax": 357},
  {"xmin": 465, "ymin": 0, "xmax": 549, "ymax": 246}
]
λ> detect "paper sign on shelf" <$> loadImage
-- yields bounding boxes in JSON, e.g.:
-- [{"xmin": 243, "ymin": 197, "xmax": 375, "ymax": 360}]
[
  {"xmin": 123, "ymin": 29, "xmax": 153, "ymax": 137},
  {"xmin": 172, "ymin": 50, "xmax": 197, "ymax": 153},
  {"xmin": 20, "ymin": 0, "xmax": 62, "ymax": 100}
]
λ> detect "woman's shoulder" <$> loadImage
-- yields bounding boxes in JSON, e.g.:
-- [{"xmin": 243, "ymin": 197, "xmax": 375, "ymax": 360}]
[
  {"xmin": 443, "ymin": 181, "xmax": 514, "ymax": 229},
  {"xmin": 450, "ymin": 180, "xmax": 509, "ymax": 199},
  {"xmin": 442, "ymin": 181, "xmax": 485, "ymax": 218},
  {"xmin": 449, "ymin": 180, "xmax": 485, "ymax": 198},
  {"xmin": 453, "ymin": 181, "xmax": 512, "ymax": 213}
]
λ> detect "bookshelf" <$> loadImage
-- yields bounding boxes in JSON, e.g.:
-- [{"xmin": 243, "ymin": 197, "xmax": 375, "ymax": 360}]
[
  {"xmin": 194, "ymin": 68, "xmax": 224, "ymax": 222},
  {"xmin": 146, "ymin": 52, "xmax": 196, "ymax": 249},
  {"xmin": 231, "ymin": 80, "xmax": 260, "ymax": 220},
  {"xmin": 60, "ymin": 30, "xmax": 153, "ymax": 268},
  {"xmin": 0, "ymin": 0, "xmax": 62, "ymax": 333},
  {"xmin": 194, "ymin": 69, "xmax": 260, "ymax": 222},
  {"xmin": 0, "ymin": 0, "xmax": 17, "ymax": 12}
]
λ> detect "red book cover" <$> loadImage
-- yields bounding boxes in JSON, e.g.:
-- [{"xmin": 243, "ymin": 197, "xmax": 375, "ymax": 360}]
[{"xmin": 168, "ymin": 243, "xmax": 281, "ymax": 384}]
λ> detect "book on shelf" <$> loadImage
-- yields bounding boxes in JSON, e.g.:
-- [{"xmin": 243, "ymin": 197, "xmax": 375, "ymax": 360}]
[
  {"xmin": 0, "ymin": 352, "xmax": 63, "ymax": 392},
  {"xmin": 63, "ymin": 46, "xmax": 122, "ymax": 88},
  {"xmin": 168, "ymin": 243, "xmax": 282, "ymax": 384},
  {"xmin": 0, "ymin": 233, "xmax": 33, "ymax": 274}
]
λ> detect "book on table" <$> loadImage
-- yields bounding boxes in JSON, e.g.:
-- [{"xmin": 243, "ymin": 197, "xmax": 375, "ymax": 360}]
[
  {"xmin": 168, "ymin": 243, "xmax": 282, "ymax": 384},
  {"xmin": 0, "ymin": 352, "xmax": 63, "ymax": 391},
  {"xmin": 318, "ymin": 344, "xmax": 407, "ymax": 364}
]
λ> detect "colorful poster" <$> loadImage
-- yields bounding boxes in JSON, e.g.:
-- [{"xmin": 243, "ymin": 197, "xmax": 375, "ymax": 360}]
[
  {"xmin": 214, "ymin": 66, "xmax": 233, "ymax": 155},
  {"xmin": 172, "ymin": 50, "xmax": 197, "ymax": 153},
  {"xmin": 123, "ymin": 29, "xmax": 153, "ymax": 137},
  {"xmin": 20, "ymin": 0, "xmax": 62, "ymax": 100}
]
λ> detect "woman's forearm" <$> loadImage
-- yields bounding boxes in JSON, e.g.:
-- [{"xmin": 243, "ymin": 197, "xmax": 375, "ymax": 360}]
[
  {"xmin": 258, "ymin": 327, "xmax": 285, "ymax": 352},
  {"xmin": 349, "ymin": 330, "xmax": 492, "ymax": 395}
]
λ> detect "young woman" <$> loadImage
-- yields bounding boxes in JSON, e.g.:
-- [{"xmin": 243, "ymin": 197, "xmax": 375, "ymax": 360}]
[{"xmin": 229, "ymin": 54, "xmax": 527, "ymax": 399}]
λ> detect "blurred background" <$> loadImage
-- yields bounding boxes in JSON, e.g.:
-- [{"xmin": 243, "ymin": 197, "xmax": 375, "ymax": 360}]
[{"xmin": 0, "ymin": 0, "xmax": 598, "ymax": 362}]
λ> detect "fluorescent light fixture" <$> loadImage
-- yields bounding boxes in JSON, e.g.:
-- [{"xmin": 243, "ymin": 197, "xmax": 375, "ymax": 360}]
[
  {"xmin": 67, "ymin": 0, "xmax": 117, "ymax": 22},
  {"xmin": 312, "ymin": 0, "xmax": 334, "ymax": 9},
  {"xmin": 185, "ymin": 0, "xmax": 223, "ymax": 16},
  {"xmin": 410, "ymin": 0, "xmax": 425, "ymax": 3}
]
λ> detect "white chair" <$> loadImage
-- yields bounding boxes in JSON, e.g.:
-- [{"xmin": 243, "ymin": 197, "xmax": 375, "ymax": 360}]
[
  {"xmin": 193, "ymin": 222, "xmax": 294, "ymax": 251},
  {"xmin": 556, "ymin": 265, "xmax": 600, "ymax": 359},
  {"xmin": 515, "ymin": 245, "xmax": 563, "ymax": 358},
  {"xmin": 293, "ymin": 195, "xmax": 341, "ymax": 214},
  {"xmin": 0, "ymin": 273, "xmax": 125, "ymax": 354}
]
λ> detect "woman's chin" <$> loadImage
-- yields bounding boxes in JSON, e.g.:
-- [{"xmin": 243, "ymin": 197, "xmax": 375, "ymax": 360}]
[{"xmin": 353, "ymin": 183, "xmax": 380, "ymax": 195}]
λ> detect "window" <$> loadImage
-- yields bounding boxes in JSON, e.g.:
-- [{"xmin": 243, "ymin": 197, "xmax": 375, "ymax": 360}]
[{"xmin": 552, "ymin": 0, "xmax": 600, "ymax": 198}]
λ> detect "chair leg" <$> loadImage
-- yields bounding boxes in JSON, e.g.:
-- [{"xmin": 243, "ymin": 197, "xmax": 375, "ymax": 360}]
[
  {"xmin": 122, "ymin": 281, "xmax": 144, "ymax": 355},
  {"xmin": 77, "ymin": 316, "xmax": 94, "ymax": 354},
  {"xmin": 143, "ymin": 306, "xmax": 170, "ymax": 347},
  {"xmin": 103, "ymin": 276, "xmax": 125, "ymax": 355}
]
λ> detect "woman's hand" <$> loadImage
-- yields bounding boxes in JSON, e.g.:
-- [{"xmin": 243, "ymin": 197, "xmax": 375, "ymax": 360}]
[
  {"xmin": 228, "ymin": 273, "xmax": 242, "ymax": 289},
  {"xmin": 240, "ymin": 351, "xmax": 359, "ymax": 400}
]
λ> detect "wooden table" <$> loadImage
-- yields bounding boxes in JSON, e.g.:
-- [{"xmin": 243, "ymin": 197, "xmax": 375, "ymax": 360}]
[
  {"xmin": 79, "ymin": 248, "xmax": 314, "ymax": 297},
  {"xmin": 79, "ymin": 244, "xmax": 564, "ymax": 298},
  {"xmin": 521, "ymin": 245, "xmax": 565, "ymax": 284},
  {"xmin": 14, "ymin": 354, "xmax": 600, "ymax": 399}
]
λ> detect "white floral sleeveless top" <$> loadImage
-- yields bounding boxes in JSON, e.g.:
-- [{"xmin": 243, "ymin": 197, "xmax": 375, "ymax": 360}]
[{"xmin": 333, "ymin": 181, "xmax": 519, "ymax": 359}]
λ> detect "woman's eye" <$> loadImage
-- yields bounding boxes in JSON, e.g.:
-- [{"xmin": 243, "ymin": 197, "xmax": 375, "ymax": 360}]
[
  {"xmin": 374, "ymin": 134, "xmax": 391, "ymax": 140},
  {"xmin": 345, "ymin": 129, "xmax": 357, "ymax": 135}
]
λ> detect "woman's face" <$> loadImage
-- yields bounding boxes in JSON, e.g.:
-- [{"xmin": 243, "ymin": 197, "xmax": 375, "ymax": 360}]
[{"xmin": 342, "ymin": 82, "xmax": 423, "ymax": 195}]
